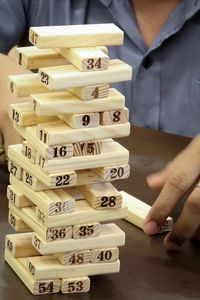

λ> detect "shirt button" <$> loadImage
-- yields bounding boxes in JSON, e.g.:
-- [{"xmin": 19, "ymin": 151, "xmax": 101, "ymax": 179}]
[{"xmin": 142, "ymin": 56, "xmax": 153, "ymax": 69}]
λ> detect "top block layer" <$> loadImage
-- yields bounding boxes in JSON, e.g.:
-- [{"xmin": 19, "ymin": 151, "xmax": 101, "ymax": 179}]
[{"xmin": 29, "ymin": 23, "xmax": 124, "ymax": 48}]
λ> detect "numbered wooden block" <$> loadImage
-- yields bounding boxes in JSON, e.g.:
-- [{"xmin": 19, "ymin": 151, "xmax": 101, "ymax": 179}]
[
  {"xmin": 79, "ymin": 182, "xmax": 122, "ymax": 209},
  {"xmin": 94, "ymin": 164, "xmax": 130, "ymax": 181},
  {"xmin": 22, "ymin": 170, "xmax": 48, "ymax": 191},
  {"xmin": 8, "ymin": 74, "xmax": 48, "ymax": 97},
  {"xmin": 73, "ymin": 141, "xmax": 102, "ymax": 156},
  {"xmin": 7, "ymin": 185, "xmax": 33, "ymax": 208},
  {"xmin": 38, "ymin": 59, "xmax": 132, "ymax": 90},
  {"xmin": 61, "ymin": 277, "xmax": 90, "ymax": 294},
  {"xmin": 22, "ymin": 141, "xmax": 36, "ymax": 163},
  {"xmin": 55, "ymin": 250, "xmax": 91, "ymax": 265},
  {"xmin": 5, "ymin": 233, "xmax": 39, "ymax": 258},
  {"xmin": 100, "ymin": 107, "xmax": 129, "ymax": 125},
  {"xmin": 59, "ymin": 112, "xmax": 100, "ymax": 129},
  {"xmin": 29, "ymin": 23, "xmax": 123, "ymax": 48},
  {"xmin": 69, "ymin": 83, "xmax": 109, "ymax": 101},
  {"xmin": 72, "ymin": 223, "xmax": 101, "ymax": 239},
  {"xmin": 8, "ymin": 160, "xmax": 23, "ymax": 180},
  {"xmin": 46, "ymin": 226, "xmax": 73, "ymax": 243},
  {"xmin": 58, "ymin": 47, "xmax": 109, "ymax": 71},
  {"xmin": 5, "ymin": 250, "xmax": 60, "ymax": 295},
  {"xmin": 91, "ymin": 247, "xmax": 119, "ymax": 263},
  {"xmin": 8, "ymin": 210, "xmax": 32, "ymax": 232}
]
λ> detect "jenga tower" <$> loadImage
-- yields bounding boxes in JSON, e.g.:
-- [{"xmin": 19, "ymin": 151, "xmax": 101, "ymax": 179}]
[{"xmin": 5, "ymin": 24, "xmax": 132, "ymax": 295}]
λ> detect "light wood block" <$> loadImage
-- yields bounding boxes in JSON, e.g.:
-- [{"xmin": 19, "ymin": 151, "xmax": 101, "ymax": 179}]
[
  {"xmin": 8, "ymin": 102, "xmax": 58, "ymax": 127},
  {"xmin": 73, "ymin": 141, "xmax": 102, "ymax": 156},
  {"xmin": 69, "ymin": 83, "xmax": 109, "ymax": 101},
  {"xmin": 22, "ymin": 141, "xmax": 36, "ymax": 163},
  {"xmin": 10, "ymin": 175, "xmax": 76, "ymax": 216},
  {"xmin": 5, "ymin": 233, "xmax": 39, "ymax": 258},
  {"xmin": 32, "ymin": 88, "xmax": 125, "ymax": 116},
  {"xmin": 72, "ymin": 223, "xmax": 101, "ymax": 239},
  {"xmin": 22, "ymin": 170, "xmax": 48, "ymax": 191},
  {"xmin": 8, "ymin": 74, "xmax": 48, "ymax": 97},
  {"xmin": 79, "ymin": 182, "xmax": 122, "ymax": 209},
  {"xmin": 100, "ymin": 107, "xmax": 129, "ymax": 125},
  {"xmin": 59, "ymin": 112, "xmax": 100, "ymax": 129},
  {"xmin": 32, "ymin": 223, "xmax": 125, "ymax": 255},
  {"xmin": 61, "ymin": 277, "xmax": 90, "ymax": 294},
  {"xmin": 94, "ymin": 164, "xmax": 130, "ymax": 181},
  {"xmin": 36, "ymin": 120, "xmax": 130, "ymax": 146},
  {"xmin": 55, "ymin": 250, "xmax": 91, "ymax": 265},
  {"xmin": 27, "ymin": 255, "xmax": 120, "ymax": 280},
  {"xmin": 7, "ymin": 185, "xmax": 33, "ymax": 208},
  {"xmin": 38, "ymin": 59, "xmax": 132, "ymax": 90},
  {"xmin": 91, "ymin": 247, "xmax": 119, "ymax": 263},
  {"xmin": 8, "ymin": 145, "xmax": 77, "ymax": 188},
  {"xmin": 8, "ymin": 160, "xmax": 23, "ymax": 180},
  {"xmin": 29, "ymin": 23, "xmax": 123, "ymax": 48},
  {"xmin": 8, "ymin": 210, "xmax": 32, "ymax": 232},
  {"xmin": 5, "ymin": 250, "xmax": 60, "ymax": 295},
  {"xmin": 35, "ymin": 141, "xmax": 129, "ymax": 174},
  {"xmin": 121, "ymin": 191, "xmax": 173, "ymax": 233},
  {"xmin": 57, "ymin": 47, "xmax": 109, "ymax": 72}
]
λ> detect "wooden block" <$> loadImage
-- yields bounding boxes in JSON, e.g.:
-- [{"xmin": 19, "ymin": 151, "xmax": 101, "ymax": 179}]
[
  {"xmin": 5, "ymin": 233, "xmax": 39, "ymax": 258},
  {"xmin": 38, "ymin": 59, "xmax": 132, "ymax": 90},
  {"xmin": 8, "ymin": 73, "xmax": 48, "ymax": 97},
  {"xmin": 72, "ymin": 223, "xmax": 101, "ymax": 239},
  {"xmin": 8, "ymin": 102, "xmax": 58, "ymax": 127},
  {"xmin": 8, "ymin": 145, "xmax": 77, "ymax": 188},
  {"xmin": 79, "ymin": 182, "xmax": 122, "ymax": 209},
  {"xmin": 22, "ymin": 170, "xmax": 48, "ymax": 191},
  {"xmin": 10, "ymin": 176, "xmax": 76, "ymax": 216},
  {"xmin": 29, "ymin": 24, "xmax": 123, "ymax": 48},
  {"xmin": 55, "ymin": 250, "xmax": 91, "ymax": 265},
  {"xmin": 27, "ymin": 255, "xmax": 120, "ymax": 280},
  {"xmin": 7, "ymin": 185, "xmax": 33, "ymax": 208},
  {"xmin": 8, "ymin": 160, "xmax": 23, "ymax": 180},
  {"xmin": 100, "ymin": 107, "xmax": 129, "ymax": 125},
  {"xmin": 121, "ymin": 191, "xmax": 173, "ymax": 233},
  {"xmin": 36, "ymin": 120, "xmax": 130, "ymax": 146},
  {"xmin": 22, "ymin": 141, "xmax": 36, "ymax": 163},
  {"xmin": 8, "ymin": 210, "xmax": 32, "ymax": 232},
  {"xmin": 69, "ymin": 83, "xmax": 109, "ymax": 101},
  {"xmin": 5, "ymin": 250, "xmax": 61, "ymax": 295},
  {"xmin": 94, "ymin": 164, "xmax": 130, "ymax": 181},
  {"xmin": 59, "ymin": 112, "xmax": 100, "ymax": 129},
  {"xmin": 57, "ymin": 47, "xmax": 109, "ymax": 72},
  {"xmin": 61, "ymin": 277, "xmax": 90, "ymax": 294},
  {"xmin": 35, "ymin": 141, "xmax": 129, "ymax": 174},
  {"xmin": 91, "ymin": 247, "xmax": 119, "ymax": 263},
  {"xmin": 32, "ymin": 88, "xmax": 125, "ymax": 116},
  {"xmin": 31, "ymin": 223, "xmax": 125, "ymax": 255},
  {"xmin": 73, "ymin": 141, "xmax": 102, "ymax": 156}
]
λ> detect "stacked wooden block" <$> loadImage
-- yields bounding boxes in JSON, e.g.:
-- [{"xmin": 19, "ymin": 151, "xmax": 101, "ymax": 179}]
[{"xmin": 5, "ymin": 24, "xmax": 132, "ymax": 295}]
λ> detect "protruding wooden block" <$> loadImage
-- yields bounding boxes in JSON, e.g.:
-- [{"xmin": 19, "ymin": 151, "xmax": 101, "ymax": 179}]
[
  {"xmin": 59, "ymin": 112, "xmax": 100, "ymax": 129},
  {"xmin": 29, "ymin": 24, "xmax": 123, "ymax": 48},
  {"xmin": 94, "ymin": 164, "xmax": 130, "ymax": 181},
  {"xmin": 38, "ymin": 59, "xmax": 132, "ymax": 90},
  {"xmin": 61, "ymin": 277, "xmax": 90, "ymax": 294},
  {"xmin": 22, "ymin": 141, "xmax": 36, "ymax": 163},
  {"xmin": 5, "ymin": 233, "xmax": 39, "ymax": 258},
  {"xmin": 22, "ymin": 170, "xmax": 48, "ymax": 191},
  {"xmin": 7, "ymin": 185, "xmax": 33, "ymax": 208},
  {"xmin": 5, "ymin": 250, "xmax": 61, "ymax": 295},
  {"xmin": 121, "ymin": 191, "xmax": 173, "ymax": 233},
  {"xmin": 79, "ymin": 182, "xmax": 122, "ymax": 209},
  {"xmin": 8, "ymin": 210, "xmax": 32, "ymax": 232},
  {"xmin": 8, "ymin": 160, "xmax": 23, "ymax": 180},
  {"xmin": 58, "ymin": 47, "xmax": 109, "ymax": 72},
  {"xmin": 73, "ymin": 141, "xmax": 102, "ymax": 156},
  {"xmin": 72, "ymin": 223, "xmax": 101, "ymax": 239},
  {"xmin": 55, "ymin": 250, "xmax": 91, "ymax": 265},
  {"xmin": 69, "ymin": 83, "xmax": 109, "ymax": 101},
  {"xmin": 91, "ymin": 247, "xmax": 119, "ymax": 263},
  {"xmin": 100, "ymin": 107, "xmax": 129, "ymax": 125}
]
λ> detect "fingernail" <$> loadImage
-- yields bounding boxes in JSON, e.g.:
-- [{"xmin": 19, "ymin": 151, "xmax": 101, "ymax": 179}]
[
  {"xmin": 164, "ymin": 240, "xmax": 179, "ymax": 252},
  {"xmin": 143, "ymin": 221, "xmax": 159, "ymax": 235}
]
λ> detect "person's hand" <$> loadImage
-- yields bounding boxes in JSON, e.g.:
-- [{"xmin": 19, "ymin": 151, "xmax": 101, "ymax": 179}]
[{"xmin": 143, "ymin": 135, "xmax": 200, "ymax": 251}]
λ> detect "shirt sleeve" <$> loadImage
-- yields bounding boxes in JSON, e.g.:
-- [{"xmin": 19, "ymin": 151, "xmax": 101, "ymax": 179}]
[{"xmin": 0, "ymin": 0, "xmax": 28, "ymax": 54}]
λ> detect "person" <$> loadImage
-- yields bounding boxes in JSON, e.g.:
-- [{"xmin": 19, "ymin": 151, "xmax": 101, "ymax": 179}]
[{"xmin": 1, "ymin": 0, "xmax": 200, "ymax": 251}]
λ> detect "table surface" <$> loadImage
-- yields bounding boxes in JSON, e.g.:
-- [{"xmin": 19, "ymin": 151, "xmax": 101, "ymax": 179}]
[{"xmin": 1, "ymin": 126, "xmax": 199, "ymax": 300}]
